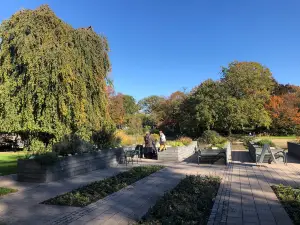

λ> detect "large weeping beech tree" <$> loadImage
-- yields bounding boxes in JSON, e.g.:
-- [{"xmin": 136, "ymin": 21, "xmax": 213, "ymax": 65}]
[{"xmin": 0, "ymin": 5, "xmax": 113, "ymax": 144}]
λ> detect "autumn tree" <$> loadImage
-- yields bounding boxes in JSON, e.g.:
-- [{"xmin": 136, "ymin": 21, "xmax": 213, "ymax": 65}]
[
  {"xmin": 266, "ymin": 91, "xmax": 300, "ymax": 134},
  {"xmin": 0, "ymin": 5, "xmax": 113, "ymax": 146}
]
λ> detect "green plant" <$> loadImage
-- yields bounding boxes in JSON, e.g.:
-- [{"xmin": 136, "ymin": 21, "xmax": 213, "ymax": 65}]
[
  {"xmin": 198, "ymin": 130, "xmax": 227, "ymax": 146},
  {"xmin": 92, "ymin": 126, "xmax": 120, "ymax": 149},
  {"xmin": 178, "ymin": 136, "xmax": 192, "ymax": 146},
  {"xmin": 255, "ymin": 139, "xmax": 276, "ymax": 147},
  {"xmin": 166, "ymin": 141, "xmax": 184, "ymax": 147},
  {"xmin": 53, "ymin": 134, "xmax": 96, "ymax": 156},
  {"xmin": 272, "ymin": 184, "xmax": 300, "ymax": 225},
  {"xmin": 42, "ymin": 165, "xmax": 164, "ymax": 207},
  {"xmin": 0, "ymin": 187, "xmax": 18, "ymax": 197},
  {"xmin": 139, "ymin": 175, "xmax": 221, "ymax": 225},
  {"xmin": 241, "ymin": 136, "xmax": 256, "ymax": 146},
  {"xmin": 33, "ymin": 152, "xmax": 59, "ymax": 166}
]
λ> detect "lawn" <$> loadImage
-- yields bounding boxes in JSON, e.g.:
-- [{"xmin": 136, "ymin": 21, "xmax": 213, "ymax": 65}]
[
  {"xmin": 272, "ymin": 184, "xmax": 300, "ymax": 225},
  {"xmin": 42, "ymin": 165, "xmax": 164, "ymax": 207},
  {"xmin": 0, "ymin": 152, "xmax": 25, "ymax": 176},
  {"xmin": 264, "ymin": 136, "xmax": 297, "ymax": 140},
  {"xmin": 139, "ymin": 175, "xmax": 221, "ymax": 225}
]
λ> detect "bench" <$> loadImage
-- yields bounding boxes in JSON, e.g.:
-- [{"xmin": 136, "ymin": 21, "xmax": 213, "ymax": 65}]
[{"xmin": 197, "ymin": 149, "xmax": 226, "ymax": 164}]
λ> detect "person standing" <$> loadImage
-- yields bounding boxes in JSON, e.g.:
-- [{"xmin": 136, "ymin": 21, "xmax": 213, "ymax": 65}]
[
  {"xmin": 144, "ymin": 132, "xmax": 153, "ymax": 158},
  {"xmin": 159, "ymin": 131, "xmax": 167, "ymax": 151}
]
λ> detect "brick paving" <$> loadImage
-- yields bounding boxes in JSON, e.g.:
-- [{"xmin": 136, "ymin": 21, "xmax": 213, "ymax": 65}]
[{"xmin": 1, "ymin": 146, "xmax": 299, "ymax": 225}]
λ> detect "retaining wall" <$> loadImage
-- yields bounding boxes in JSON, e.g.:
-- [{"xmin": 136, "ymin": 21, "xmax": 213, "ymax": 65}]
[
  {"xmin": 17, "ymin": 148, "xmax": 124, "ymax": 183},
  {"xmin": 288, "ymin": 142, "xmax": 300, "ymax": 159},
  {"xmin": 157, "ymin": 141, "xmax": 197, "ymax": 162}
]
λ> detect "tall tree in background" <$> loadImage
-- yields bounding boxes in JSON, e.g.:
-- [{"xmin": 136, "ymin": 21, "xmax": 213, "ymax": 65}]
[
  {"xmin": 0, "ymin": 5, "xmax": 112, "ymax": 143},
  {"xmin": 221, "ymin": 61, "xmax": 274, "ymax": 129}
]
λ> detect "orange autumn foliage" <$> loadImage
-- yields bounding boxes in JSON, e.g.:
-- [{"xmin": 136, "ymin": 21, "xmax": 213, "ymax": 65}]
[{"xmin": 266, "ymin": 93, "xmax": 300, "ymax": 128}]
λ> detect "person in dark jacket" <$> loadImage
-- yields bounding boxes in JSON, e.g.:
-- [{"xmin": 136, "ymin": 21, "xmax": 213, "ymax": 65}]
[{"xmin": 144, "ymin": 132, "xmax": 154, "ymax": 158}]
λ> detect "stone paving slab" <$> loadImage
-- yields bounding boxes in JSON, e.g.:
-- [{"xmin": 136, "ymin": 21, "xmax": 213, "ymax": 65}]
[{"xmin": 209, "ymin": 149, "xmax": 294, "ymax": 225}]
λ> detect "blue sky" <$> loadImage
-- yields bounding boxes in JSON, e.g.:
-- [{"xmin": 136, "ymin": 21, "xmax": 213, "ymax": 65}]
[{"xmin": 1, "ymin": 1, "xmax": 300, "ymax": 100}]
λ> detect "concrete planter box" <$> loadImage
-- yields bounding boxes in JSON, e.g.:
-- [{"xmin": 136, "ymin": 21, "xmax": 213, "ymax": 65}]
[
  {"xmin": 288, "ymin": 142, "xmax": 300, "ymax": 159},
  {"xmin": 248, "ymin": 142, "xmax": 284, "ymax": 163},
  {"xmin": 17, "ymin": 148, "xmax": 124, "ymax": 183},
  {"xmin": 157, "ymin": 141, "xmax": 197, "ymax": 162}
]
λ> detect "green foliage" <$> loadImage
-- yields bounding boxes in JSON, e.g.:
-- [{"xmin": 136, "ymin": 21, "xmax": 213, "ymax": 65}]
[
  {"xmin": 166, "ymin": 141, "xmax": 184, "ymax": 147},
  {"xmin": 0, "ymin": 152, "xmax": 25, "ymax": 175},
  {"xmin": 0, "ymin": 5, "xmax": 113, "ymax": 144},
  {"xmin": 42, "ymin": 165, "xmax": 164, "ymax": 207},
  {"xmin": 122, "ymin": 95, "xmax": 139, "ymax": 115},
  {"xmin": 240, "ymin": 136, "xmax": 256, "ymax": 146},
  {"xmin": 125, "ymin": 114, "xmax": 143, "ymax": 135},
  {"xmin": 272, "ymin": 184, "xmax": 300, "ymax": 225},
  {"xmin": 0, "ymin": 187, "xmax": 18, "ymax": 196},
  {"xmin": 198, "ymin": 130, "xmax": 227, "ymax": 146},
  {"xmin": 53, "ymin": 134, "xmax": 96, "ymax": 156},
  {"xmin": 33, "ymin": 152, "xmax": 58, "ymax": 165},
  {"xmin": 178, "ymin": 61, "xmax": 274, "ymax": 137},
  {"xmin": 138, "ymin": 96, "xmax": 165, "ymax": 114},
  {"xmin": 255, "ymin": 139, "xmax": 276, "ymax": 147},
  {"xmin": 178, "ymin": 136, "xmax": 193, "ymax": 146},
  {"xmin": 91, "ymin": 125, "xmax": 120, "ymax": 149},
  {"xmin": 140, "ymin": 175, "xmax": 221, "ymax": 225}
]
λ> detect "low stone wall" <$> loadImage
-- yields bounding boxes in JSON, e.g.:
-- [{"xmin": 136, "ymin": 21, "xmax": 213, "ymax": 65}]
[
  {"xmin": 17, "ymin": 148, "xmax": 124, "ymax": 183},
  {"xmin": 288, "ymin": 142, "xmax": 300, "ymax": 159},
  {"xmin": 157, "ymin": 141, "xmax": 197, "ymax": 162}
]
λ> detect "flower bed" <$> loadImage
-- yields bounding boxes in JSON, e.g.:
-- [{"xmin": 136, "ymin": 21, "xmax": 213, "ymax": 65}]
[
  {"xmin": 139, "ymin": 175, "xmax": 221, "ymax": 225},
  {"xmin": 42, "ymin": 165, "xmax": 164, "ymax": 207}
]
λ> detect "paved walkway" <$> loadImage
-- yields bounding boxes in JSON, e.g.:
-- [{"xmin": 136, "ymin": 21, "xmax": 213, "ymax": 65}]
[{"xmin": 1, "ymin": 145, "xmax": 300, "ymax": 225}]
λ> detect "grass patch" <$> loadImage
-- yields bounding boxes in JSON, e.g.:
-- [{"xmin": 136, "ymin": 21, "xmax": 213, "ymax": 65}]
[
  {"xmin": 0, "ymin": 187, "xmax": 17, "ymax": 197},
  {"xmin": 272, "ymin": 184, "xmax": 300, "ymax": 224},
  {"xmin": 0, "ymin": 152, "xmax": 25, "ymax": 176},
  {"xmin": 42, "ymin": 165, "xmax": 164, "ymax": 207},
  {"xmin": 264, "ymin": 136, "xmax": 296, "ymax": 140},
  {"xmin": 139, "ymin": 175, "xmax": 221, "ymax": 225}
]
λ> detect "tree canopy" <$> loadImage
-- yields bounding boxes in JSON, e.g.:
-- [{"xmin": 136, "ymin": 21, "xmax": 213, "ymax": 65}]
[{"xmin": 0, "ymin": 5, "xmax": 112, "ymax": 142}]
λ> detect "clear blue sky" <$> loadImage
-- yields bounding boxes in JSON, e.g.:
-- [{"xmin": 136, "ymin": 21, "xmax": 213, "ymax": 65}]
[{"xmin": 1, "ymin": 1, "xmax": 300, "ymax": 100}]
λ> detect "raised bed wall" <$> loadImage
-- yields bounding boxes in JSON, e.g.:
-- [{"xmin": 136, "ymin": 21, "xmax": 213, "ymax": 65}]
[
  {"xmin": 17, "ymin": 148, "xmax": 124, "ymax": 183},
  {"xmin": 288, "ymin": 142, "xmax": 300, "ymax": 159},
  {"xmin": 157, "ymin": 141, "xmax": 197, "ymax": 162}
]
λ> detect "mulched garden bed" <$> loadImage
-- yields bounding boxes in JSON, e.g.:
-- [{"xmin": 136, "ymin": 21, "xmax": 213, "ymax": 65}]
[
  {"xmin": 139, "ymin": 175, "xmax": 221, "ymax": 225},
  {"xmin": 42, "ymin": 165, "xmax": 164, "ymax": 207}
]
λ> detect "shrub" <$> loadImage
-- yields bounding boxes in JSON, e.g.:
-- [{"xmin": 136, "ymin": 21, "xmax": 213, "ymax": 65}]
[
  {"xmin": 166, "ymin": 141, "xmax": 184, "ymax": 147},
  {"xmin": 34, "ymin": 152, "xmax": 59, "ymax": 165},
  {"xmin": 198, "ymin": 130, "xmax": 227, "ymax": 146},
  {"xmin": 53, "ymin": 134, "xmax": 96, "ymax": 156},
  {"xmin": 255, "ymin": 139, "xmax": 276, "ymax": 147},
  {"xmin": 241, "ymin": 136, "xmax": 256, "ymax": 146},
  {"xmin": 115, "ymin": 130, "xmax": 143, "ymax": 146},
  {"xmin": 178, "ymin": 136, "xmax": 192, "ymax": 146},
  {"xmin": 91, "ymin": 126, "xmax": 120, "ymax": 149}
]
